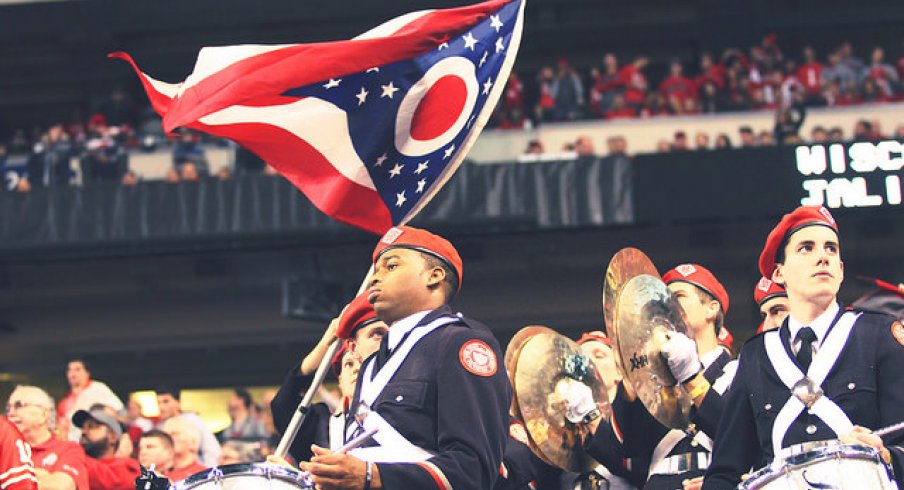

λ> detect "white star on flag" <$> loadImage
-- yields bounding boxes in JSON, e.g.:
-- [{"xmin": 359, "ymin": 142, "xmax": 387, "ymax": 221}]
[
  {"xmin": 483, "ymin": 78, "xmax": 493, "ymax": 95},
  {"xmin": 323, "ymin": 78, "xmax": 341, "ymax": 89},
  {"xmin": 438, "ymin": 42, "xmax": 449, "ymax": 50},
  {"xmin": 366, "ymin": 67, "xmax": 380, "ymax": 73},
  {"xmin": 463, "ymin": 32, "xmax": 478, "ymax": 51},
  {"xmin": 396, "ymin": 191, "xmax": 407, "ymax": 207},
  {"xmin": 443, "ymin": 145, "xmax": 455, "ymax": 159},
  {"xmin": 356, "ymin": 87, "xmax": 369, "ymax": 106},
  {"xmin": 479, "ymin": 52, "xmax": 489, "ymax": 67},
  {"xmin": 389, "ymin": 163, "xmax": 403, "ymax": 178},
  {"xmin": 374, "ymin": 153, "xmax": 387, "ymax": 167},
  {"xmin": 416, "ymin": 179, "xmax": 426, "ymax": 193},
  {"xmin": 415, "ymin": 161, "xmax": 429, "ymax": 174},
  {"xmin": 490, "ymin": 14, "xmax": 504, "ymax": 32},
  {"xmin": 381, "ymin": 81, "xmax": 400, "ymax": 98},
  {"xmin": 495, "ymin": 38, "xmax": 505, "ymax": 53}
]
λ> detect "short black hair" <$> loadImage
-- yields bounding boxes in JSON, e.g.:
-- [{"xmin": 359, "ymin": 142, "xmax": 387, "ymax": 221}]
[
  {"xmin": 68, "ymin": 358, "xmax": 91, "ymax": 373},
  {"xmin": 233, "ymin": 388, "xmax": 253, "ymax": 409},
  {"xmin": 155, "ymin": 386, "xmax": 181, "ymax": 400},
  {"xmin": 419, "ymin": 252, "xmax": 458, "ymax": 302},
  {"xmin": 140, "ymin": 429, "xmax": 174, "ymax": 449}
]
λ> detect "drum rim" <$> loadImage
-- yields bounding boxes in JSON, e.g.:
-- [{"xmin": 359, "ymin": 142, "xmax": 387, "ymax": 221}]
[
  {"xmin": 740, "ymin": 442, "xmax": 883, "ymax": 489},
  {"xmin": 172, "ymin": 462, "xmax": 306, "ymax": 489}
]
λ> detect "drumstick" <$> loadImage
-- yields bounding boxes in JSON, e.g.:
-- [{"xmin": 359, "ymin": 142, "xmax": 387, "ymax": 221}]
[
  {"xmin": 875, "ymin": 420, "xmax": 904, "ymax": 438},
  {"xmin": 335, "ymin": 427, "xmax": 379, "ymax": 454}
]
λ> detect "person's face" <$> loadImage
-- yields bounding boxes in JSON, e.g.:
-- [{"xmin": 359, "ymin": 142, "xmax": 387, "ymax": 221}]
[
  {"xmin": 759, "ymin": 296, "xmax": 791, "ymax": 332},
  {"xmin": 575, "ymin": 137, "xmax": 594, "ymax": 156},
  {"xmin": 67, "ymin": 361, "xmax": 89, "ymax": 388},
  {"xmin": 351, "ymin": 321, "xmax": 389, "ymax": 360},
  {"xmin": 164, "ymin": 425, "xmax": 193, "ymax": 457},
  {"xmin": 80, "ymin": 418, "xmax": 114, "ymax": 458},
  {"xmin": 138, "ymin": 437, "xmax": 174, "ymax": 469},
  {"xmin": 773, "ymin": 226, "xmax": 843, "ymax": 304},
  {"xmin": 156, "ymin": 394, "xmax": 180, "ymax": 420},
  {"xmin": 669, "ymin": 282, "xmax": 719, "ymax": 337},
  {"xmin": 218, "ymin": 445, "xmax": 242, "ymax": 466},
  {"xmin": 580, "ymin": 341, "xmax": 621, "ymax": 391},
  {"xmin": 128, "ymin": 399, "xmax": 143, "ymax": 418},
  {"xmin": 369, "ymin": 248, "xmax": 440, "ymax": 324},
  {"xmin": 6, "ymin": 389, "xmax": 51, "ymax": 434},
  {"xmin": 337, "ymin": 352, "xmax": 362, "ymax": 399},
  {"xmin": 227, "ymin": 395, "xmax": 244, "ymax": 419}
]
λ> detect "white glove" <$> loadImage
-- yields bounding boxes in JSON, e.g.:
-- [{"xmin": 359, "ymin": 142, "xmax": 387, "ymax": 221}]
[
  {"xmin": 564, "ymin": 381, "xmax": 599, "ymax": 424},
  {"xmin": 660, "ymin": 332, "xmax": 700, "ymax": 384}
]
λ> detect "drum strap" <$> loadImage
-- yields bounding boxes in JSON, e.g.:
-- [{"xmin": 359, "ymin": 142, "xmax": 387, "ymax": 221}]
[{"xmin": 764, "ymin": 311, "xmax": 859, "ymax": 457}]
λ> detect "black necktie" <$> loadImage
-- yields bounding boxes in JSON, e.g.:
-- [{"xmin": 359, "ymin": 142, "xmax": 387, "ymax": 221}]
[
  {"xmin": 796, "ymin": 327, "xmax": 817, "ymax": 372},
  {"xmin": 373, "ymin": 336, "xmax": 391, "ymax": 374}
]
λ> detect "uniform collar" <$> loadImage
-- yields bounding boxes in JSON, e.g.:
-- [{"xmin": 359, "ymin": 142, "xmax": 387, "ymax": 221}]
[
  {"xmin": 788, "ymin": 301, "xmax": 840, "ymax": 345},
  {"xmin": 387, "ymin": 310, "xmax": 432, "ymax": 351}
]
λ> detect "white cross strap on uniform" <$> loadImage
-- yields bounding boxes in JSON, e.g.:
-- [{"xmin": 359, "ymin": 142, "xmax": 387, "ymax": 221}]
[
  {"xmin": 764, "ymin": 311, "xmax": 859, "ymax": 457},
  {"xmin": 348, "ymin": 314, "xmax": 458, "ymax": 463}
]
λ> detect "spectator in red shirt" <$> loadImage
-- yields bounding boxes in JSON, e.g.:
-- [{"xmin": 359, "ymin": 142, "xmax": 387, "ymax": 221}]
[
  {"xmin": 56, "ymin": 359, "xmax": 123, "ymax": 443},
  {"xmin": 161, "ymin": 416, "xmax": 207, "ymax": 483},
  {"xmin": 619, "ymin": 56, "xmax": 650, "ymax": 109},
  {"xmin": 534, "ymin": 66, "xmax": 556, "ymax": 123},
  {"xmin": 796, "ymin": 46, "xmax": 824, "ymax": 98},
  {"xmin": 604, "ymin": 94, "xmax": 638, "ymax": 120},
  {"xmin": 137, "ymin": 430, "xmax": 174, "ymax": 476},
  {"xmin": 659, "ymin": 60, "xmax": 697, "ymax": 114},
  {"xmin": 6, "ymin": 386, "xmax": 89, "ymax": 490},
  {"xmin": 503, "ymin": 72, "xmax": 524, "ymax": 112},
  {"xmin": 863, "ymin": 46, "xmax": 899, "ymax": 99},
  {"xmin": 895, "ymin": 41, "xmax": 904, "ymax": 81},
  {"xmin": 589, "ymin": 53, "xmax": 624, "ymax": 117},
  {"xmin": 641, "ymin": 92, "xmax": 670, "ymax": 117},
  {"xmin": 71, "ymin": 408, "xmax": 140, "ymax": 490},
  {"xmin": 0, "ymin": 417, "xmax": 37, "ymax": 490},
  {"xmin": 695, "ymin": 52, "xmax": 725, "ymax": 90}
]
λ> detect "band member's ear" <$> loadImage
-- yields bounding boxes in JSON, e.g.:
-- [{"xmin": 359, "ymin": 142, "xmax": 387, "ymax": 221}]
[
  {"xmin": 426, "ymin": 265, "xmax": 446, "ymax": 288},
  {"xmin": 772, "ymin": 264, "xmax": 785, "ymax": 287}
]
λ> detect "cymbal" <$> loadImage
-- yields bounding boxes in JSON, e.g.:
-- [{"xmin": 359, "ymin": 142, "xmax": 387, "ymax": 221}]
[
  {"xmin": 513, "ymin": 331, "xmax": 611, "ymax": 473},
  {"xmin": 505, "ymin": 325, "xmax": 557, "ymax": 417},
  {"xmin": 602, "ymin": 247, "xmax": 659, "ymax": 344},
  {"xmin": 615, "ymin": 274, "xmax": 693, "ymax": 430}
]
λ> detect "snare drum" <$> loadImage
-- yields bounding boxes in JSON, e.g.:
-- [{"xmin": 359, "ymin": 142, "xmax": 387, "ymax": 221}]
[
  {"xmin": 172, "ymin": 463, "xmax": 313, "ymax": 490},
  {"xmin": 739, "ymin": 440, "xmax": 897, "ymax": 490}
]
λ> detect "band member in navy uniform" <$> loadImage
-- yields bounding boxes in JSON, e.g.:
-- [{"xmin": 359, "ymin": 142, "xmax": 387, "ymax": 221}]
[
  {"xmin": 271, "ymin": 292, "xmax": 388, "ymax": 463},
  {"xmin": 301, "ymin": 226, "xmax": 510, "ymax": 490},
  {"xmin": 702, "ymin": 205, "xmax": 904, "ymax": 489},
  {"xmin": 753, "ymin": 277, "xmax": 789, "ymax": 334},
  {"xmin": 597, "ymin": 264, "xmax": 736, "ymax": 490}
]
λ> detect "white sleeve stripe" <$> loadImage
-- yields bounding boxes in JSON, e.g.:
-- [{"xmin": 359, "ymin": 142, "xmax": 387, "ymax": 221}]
[
  {"xmin": 1, "ymin": 472, "xmax": 38, "ymax": 489},
  {"xmin": 0, "ymin": 465, "xmax": 34, "ymax": 481}
]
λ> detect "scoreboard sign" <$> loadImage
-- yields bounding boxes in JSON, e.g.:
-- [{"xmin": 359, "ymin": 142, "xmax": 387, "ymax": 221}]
[{"xmin": 796, "ymin": 141, "xmax": 903, "ymax": 209}]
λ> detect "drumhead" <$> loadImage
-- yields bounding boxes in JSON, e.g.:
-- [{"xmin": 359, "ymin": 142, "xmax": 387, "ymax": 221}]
[
  {"xmin": 740, "ymin": 441, "xmax": 886, "ymax": 490},
  {"xmin": 172, "ymin": 463, "xmax": 309, "ymax": 490}
]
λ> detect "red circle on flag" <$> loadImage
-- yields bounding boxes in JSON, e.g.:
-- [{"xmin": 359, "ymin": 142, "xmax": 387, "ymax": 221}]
[{"xmin": 410, "ymin": 75, "xmax": 468, "ymax": 142}]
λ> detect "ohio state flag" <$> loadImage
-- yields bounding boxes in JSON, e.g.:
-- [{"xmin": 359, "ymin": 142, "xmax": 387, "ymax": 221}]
[{"xmin": 113, "ymin": 0, "xmax": 525, "ymax": 234}]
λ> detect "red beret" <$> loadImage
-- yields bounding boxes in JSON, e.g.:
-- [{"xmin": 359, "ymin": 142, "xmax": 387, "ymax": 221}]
[
  {"xmin": 663, "ymin": 263, "xmax": 730, "ymax": 314},
  {"xmin": 577, "ymin": 330, "xmax": 612, "ymax": 347},
  {"xmin": 717, "ymin": 327, "xmax": 734, "ymax": 350},
  {"xmin": 336, "ymin": 292, "xmax": 379, "ymax": 339},
  {"xmin": 758, "ymin": 205, "xmax": 838, "ymax": 279},
  {"xmin": 753, "ymin": 277, "xmax": 787, "ymax": 307},
  {"xmin": 859, "ymin": 276, "xmax": 904, "ymax": 298},
  {"xmin": 373, "ymin": 226, "xmax": 463, "ymax": 291},
  {"xmin": 331, "ymin": 341, "xmax": 350, "ymax": 377}
]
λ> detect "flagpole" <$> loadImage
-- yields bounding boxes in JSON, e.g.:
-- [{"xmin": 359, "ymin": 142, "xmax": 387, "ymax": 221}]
[{"xmin": 274, "ymin": 265, "xmax": 375, "ymax": 459}]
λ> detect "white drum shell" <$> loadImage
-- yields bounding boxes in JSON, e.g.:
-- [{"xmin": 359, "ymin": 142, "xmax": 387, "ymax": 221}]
[
  {"xmin": 739, "ymin": 441, "xmax": 897, "ymax": 490},
  {"xmin": 172, "ymin": 463, "xmax": 312, "ymax": 490}
]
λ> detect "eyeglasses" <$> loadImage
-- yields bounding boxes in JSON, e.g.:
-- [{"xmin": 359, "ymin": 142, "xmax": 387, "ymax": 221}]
[{"xmin": 5, "ymin": 401, "xmax": 45, "ymax": 414}]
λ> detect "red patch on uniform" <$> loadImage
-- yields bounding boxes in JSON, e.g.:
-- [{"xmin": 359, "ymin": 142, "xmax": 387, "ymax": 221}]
[
  {"xmin": 509, "ymin": 421, "xmax": 529, "ymax": 445},
  {"xmin": 892, "ymin": 322, "xmax": 904, "ymax": 347},
  {"xmin": 459, "ymin": 340, "xmax": 497, "ymax": 376}
]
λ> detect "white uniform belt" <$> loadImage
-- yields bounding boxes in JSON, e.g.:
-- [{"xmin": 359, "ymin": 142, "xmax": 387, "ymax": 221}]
[{"xmin": 648, "ymin": 452, "xmax": 710, "ymax": 476}]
